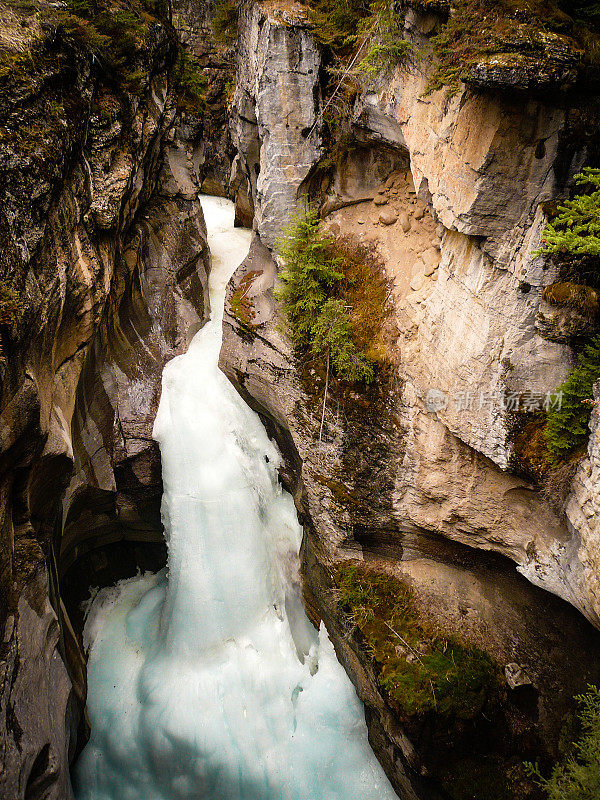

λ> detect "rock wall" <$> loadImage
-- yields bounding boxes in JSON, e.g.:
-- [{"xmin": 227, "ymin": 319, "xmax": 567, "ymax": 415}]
[
  {"xmin": 230, "ymin": 0, "xmax": 322, "ymax": 245},
  {"xmin": 0, "ymin": 20, "xmax": 208, "ymax": 799},
  {"xmin": 221, "ymin": 1, "xmax": 600, "ymax": 796},
  {"xmin": 224, "ymin": 0, "xmax": 600, "ymax": 626}
]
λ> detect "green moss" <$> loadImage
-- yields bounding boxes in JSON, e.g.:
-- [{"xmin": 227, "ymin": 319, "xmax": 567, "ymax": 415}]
[
  {"xmin": 424, "ymin": 0, "xmax": 596, "ymax": 97},
  {"xmin": 230, "ymin": 271, "xmax": 259, "ymax": 330},
  {"xmin": 334, "ymin": 561, "xmax": 497, "ymax": 718}
]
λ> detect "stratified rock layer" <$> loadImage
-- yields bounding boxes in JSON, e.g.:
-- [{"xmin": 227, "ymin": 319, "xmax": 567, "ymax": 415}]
[{"xmin": 0, "ymin": 23, "xmax": 209, "ymax": 798}]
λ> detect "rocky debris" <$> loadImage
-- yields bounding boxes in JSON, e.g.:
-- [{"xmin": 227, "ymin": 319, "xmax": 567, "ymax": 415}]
[
  {"xmin": 504, "ymin": 663, "xmax": 534, "ymax": 690},
  {"xmin": 374, "ymin": 194, "xmax": 388, "ymax": 206},
  {"xmin": 399, "ymin": 212, "xmax": 411, "ymax": 232},
  {"xmin": 421, "ymin": 247, "xmax": 440, "ymax": 273},
  {"xmin": 410, "ymin": 274, "xmax": 425, "ymax": 292}
]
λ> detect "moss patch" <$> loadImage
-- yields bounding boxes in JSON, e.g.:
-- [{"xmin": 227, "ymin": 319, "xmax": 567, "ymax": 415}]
[
  {"xmin": 0, "ymin": 280, "xmax": 20, "ymax": 327},
  {"xmin": 334, "ymin": 561, "xmax": 498, "ymax": 718},
  {"xmin": 425, "ymin": 0, "xmax": 594, "ymax": 97},
  {"xmin": 230, "ymin": 270, "xmax": 261, "ymax": 330},
  {"xmin": 0, "ymin": 0, "xmax": 177, "ymax": 97}
]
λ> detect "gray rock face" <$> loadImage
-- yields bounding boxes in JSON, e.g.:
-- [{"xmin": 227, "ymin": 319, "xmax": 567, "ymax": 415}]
[
  {"xmin": 0, "ymin": 570, "xmax": 78, "ymax": 800},
  {"xmin": 230, "ymin": 0, "xmax": 322, "ymax": 248},
  {"xmin": 0, "ymin": 26, "xmax": 208, "ymax": 797}
]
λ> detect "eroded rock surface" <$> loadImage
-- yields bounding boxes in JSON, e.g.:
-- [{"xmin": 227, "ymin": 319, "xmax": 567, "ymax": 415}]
[
  {"xmin": 230, "ymin": 0, "xmax": 322, "ymax": 247},
  {"xmin": 0, "ymin": 22, "xmax": 208, "ymax": 798},
  {"xmin": 222, "ymin": 1, "xmax": 600, "ymax": 796}
]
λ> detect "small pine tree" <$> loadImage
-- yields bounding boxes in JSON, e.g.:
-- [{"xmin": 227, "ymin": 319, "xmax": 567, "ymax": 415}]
[
  {"xmin": 526, "ymin": 686, "xmax": 600, "ymax": 800},
  {"xmin": 276, "ymin": 204, "xmax": 375, "ymax": 383},
  {"xmin": 276, "ymin": 205, "xmax": 343, "ymax": 348},
  {"xmin": 545, "ymin": 334, "xmax": 600, "ymax": 462},
  {"xmin": 0, "ymin": 282, "xmax": 20, "ymax": 327},
  {"xmin": 539, "ymin": 168, "xmax": 600, "ymax": 257}
]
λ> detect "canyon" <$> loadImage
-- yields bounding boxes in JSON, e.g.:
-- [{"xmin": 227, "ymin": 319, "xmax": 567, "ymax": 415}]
[{"xmin": 1, "ymin": 0, "xmax": 600, "ymax": 798}]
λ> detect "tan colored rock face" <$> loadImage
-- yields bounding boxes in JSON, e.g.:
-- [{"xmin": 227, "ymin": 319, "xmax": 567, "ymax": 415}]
[
  {"xmin": 355, "ymin": 73, "xmax": 564, "ymax": 269},
  {"xmin": 223, "ymin": 15, "xmax": 600, "ymax": 788}
]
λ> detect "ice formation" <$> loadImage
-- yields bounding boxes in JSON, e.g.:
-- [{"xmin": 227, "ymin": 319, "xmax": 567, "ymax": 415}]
[{"xmin": 73, "ymin": 196, "xmax": 398, "ymax": 800}]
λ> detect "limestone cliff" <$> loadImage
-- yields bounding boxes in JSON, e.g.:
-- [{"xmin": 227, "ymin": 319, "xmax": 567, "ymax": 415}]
[
  {"xmin": 0, "ymin": 7, "xmax": 209, "ymax": 797},
  {"xmin": 220, "ymin": 1, "xmax": 600, "ymax": 796}
]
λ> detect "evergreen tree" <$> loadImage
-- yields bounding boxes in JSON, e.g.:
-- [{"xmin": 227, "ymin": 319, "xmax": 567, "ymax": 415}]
[
  {"xmin": 0, "ymin": 282, "xmax": 20, "ymax": 327},
  {"xmin": 539, "ymin": 168, "xmax": 600, "ymax": 257},
  {"xmin": 527, "ymin": 686, "xmax": 600, "ymax": 800},
  {"xmin": 277, "ymin": 205, "xmax": 344, "ymax": 348},
  {"xmin": 276, "ymin": 204, "xmax": 375, "ymax": 383},
  {"xmin": 545, "ymin": 334, "xmax": 600, "ymax": 462},
  {"xmin": 311, "ymin": 299, "xmax": 374, "ymax": 383}
]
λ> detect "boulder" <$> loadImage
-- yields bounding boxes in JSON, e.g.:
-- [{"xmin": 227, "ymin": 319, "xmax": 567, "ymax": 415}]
[
  {"xmin": 379, "ymin": 209, "xmax": 399, "ymax": 226},
  {"xmin": 399, "ymin": 212, "xmax": 411, "ymax": 232}
]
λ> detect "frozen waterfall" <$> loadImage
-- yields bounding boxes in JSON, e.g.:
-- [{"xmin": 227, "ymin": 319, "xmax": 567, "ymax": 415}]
[{"xmin": 73, "ymin": 196, "xmax": 398, "ymax": 800}]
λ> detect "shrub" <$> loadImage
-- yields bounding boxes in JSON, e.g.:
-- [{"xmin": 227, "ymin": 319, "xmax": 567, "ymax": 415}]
[
  {"xmin": 538, "ymin": 169, "xmax": 600, "ymax": 258},
  {"xmin": 352, "ymin": 1, "xmax": 412, "ymax": 78},
  {"xmin": 309, "ymin": 0, "xmax": 372, "ymax": 55},
  {"xmin": 174, "ymin": 48, "xmax": 207, "ymax": 114},
  {"xmin": 276, "ymin": 204, "xmax": 387, "ymax": 383},
  {"xmin": 545, "ymin": 334, "xmax": 600, "ymax": 463},
  {"xmin": 0, "ymin": 281, "xmax": 20, "ymax": 327},
  {"xmin": 311, "ymin": 298, "xmax": 374, "ymax": 382},
  {"xmin": 334, "ymin": 561, "xmax": 497, "ymax": 718},
  {"xmin": 526, "ymin": 686, "xmax": 600, "ymax": 799}
]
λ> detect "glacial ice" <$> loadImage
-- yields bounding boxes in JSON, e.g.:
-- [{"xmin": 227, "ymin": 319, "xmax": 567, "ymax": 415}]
[{"xmin": 73, "ymin": 196, "xmax": 399, "ymax": 800}]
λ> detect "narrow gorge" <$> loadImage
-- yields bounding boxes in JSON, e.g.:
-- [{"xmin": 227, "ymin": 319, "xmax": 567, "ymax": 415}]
[{"xmin": 1, "ymin": 0, "xmax": 600, "ymax": 798}]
